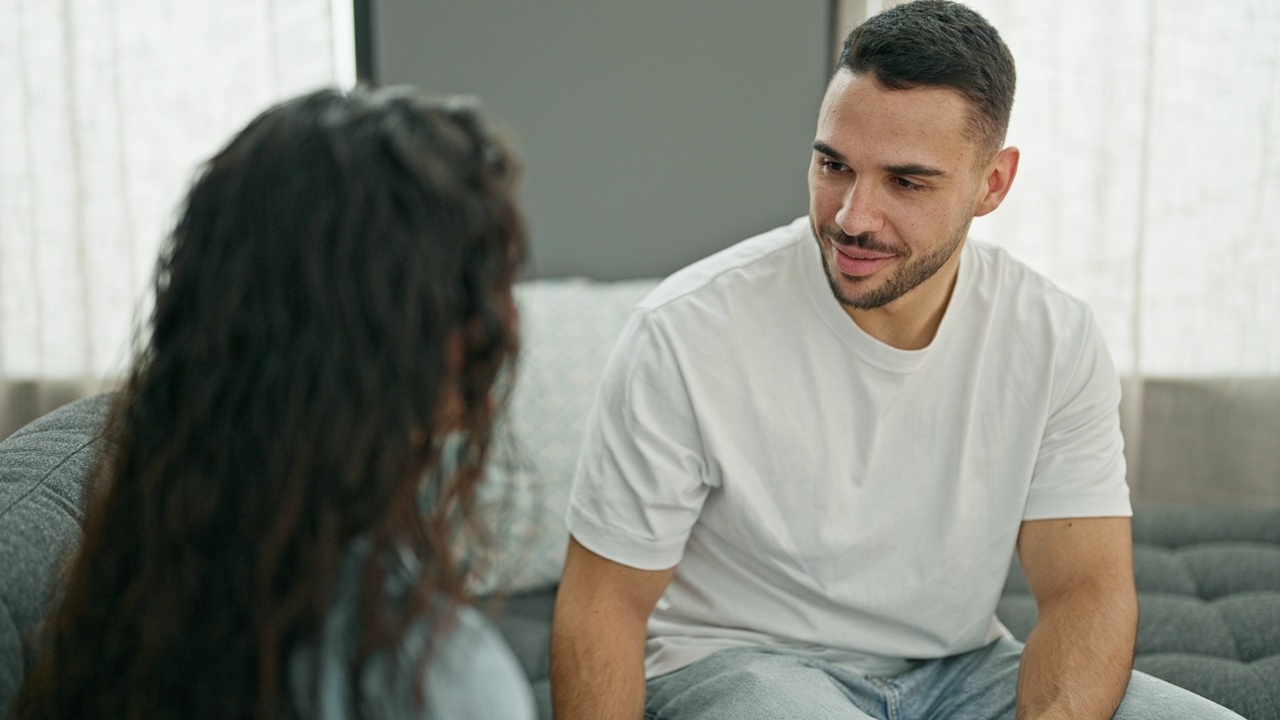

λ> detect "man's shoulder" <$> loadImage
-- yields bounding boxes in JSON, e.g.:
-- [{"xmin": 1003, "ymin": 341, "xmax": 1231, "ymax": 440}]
[
  {"xmin": 967, "ymin": 239, "xmax": 1096, "ymax": 327},
  {"xmin": 638, "ymin": 217, "xmax": 810, "ymax": 314}
]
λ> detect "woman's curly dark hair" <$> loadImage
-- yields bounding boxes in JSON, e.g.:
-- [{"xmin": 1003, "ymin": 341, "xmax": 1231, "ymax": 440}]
[{"xmin": 14, "ymin": 86, "xmax": 526, "ymax": 719}]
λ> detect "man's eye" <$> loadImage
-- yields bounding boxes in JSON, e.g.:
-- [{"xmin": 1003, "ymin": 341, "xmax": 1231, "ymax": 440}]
[
  {"xmin": 821, "ymin": 159, "xmax": 848, "ymax": 173},
  {"xmin": 893, "ymin": 177, "xmax": 922, "ymax": 190}
]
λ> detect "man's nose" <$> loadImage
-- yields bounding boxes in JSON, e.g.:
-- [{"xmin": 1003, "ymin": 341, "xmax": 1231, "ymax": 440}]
[{"xmin": 835, "ymin": 181, "xmax": 884, "ymax": 237}]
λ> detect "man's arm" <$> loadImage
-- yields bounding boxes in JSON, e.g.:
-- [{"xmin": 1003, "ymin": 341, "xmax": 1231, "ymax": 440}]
[
  {"xmin": 1015, "ymin": 516, "xmax": 1137, "ymax": 720},
  {"xmin": 551, "ymin": 536, "xmax": 675, "ymax": 720}
]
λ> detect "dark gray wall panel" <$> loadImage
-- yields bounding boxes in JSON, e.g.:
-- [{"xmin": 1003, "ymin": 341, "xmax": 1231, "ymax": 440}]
[{"xmin": 374, "ymin": 1, "xmax": 830, "ymax": 280}]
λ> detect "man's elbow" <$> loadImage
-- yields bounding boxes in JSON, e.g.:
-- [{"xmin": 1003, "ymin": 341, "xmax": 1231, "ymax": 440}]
[{"xmin": 1036, "ymin": 575, "xmax": 1138, "ymax": 631}]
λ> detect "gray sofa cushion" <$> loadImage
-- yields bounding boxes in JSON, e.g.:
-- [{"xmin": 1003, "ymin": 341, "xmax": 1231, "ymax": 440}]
[
  {"xmin": 998, "ymin": 506, "xmax": 1280, "ymax": 720},
  {"xmin": 0, "ymin": 393, "xmax": 112, "ymax": 712},
  {"xmin": 1132, "ymin": 378, "xmax": 1280, "ymax": 507}
]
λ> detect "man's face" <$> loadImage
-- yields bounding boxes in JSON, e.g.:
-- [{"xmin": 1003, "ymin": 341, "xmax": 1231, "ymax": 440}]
[{"xmin": 808, "ymin": 71, "xmax": 993, "ymax": 314}]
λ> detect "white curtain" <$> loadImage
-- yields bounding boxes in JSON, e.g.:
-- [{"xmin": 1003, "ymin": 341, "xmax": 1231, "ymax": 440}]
[
  {"xmin": 961, "ymin": 0, "xmax": 1280, "ymax": 504},
  {"xmin": 837, "ymin": 1, "xmax": 1280, "ymax": 504},
  {"xmin": 963, "ymin": 0, "xmax": 1280, "ymax": 378},
  {"xmin": 1, "ymin": 0, "xmax": 353, "ymax": 438}
]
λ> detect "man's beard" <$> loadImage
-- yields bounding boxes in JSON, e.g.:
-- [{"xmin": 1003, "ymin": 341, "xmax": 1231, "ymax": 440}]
[{"xmin": 812, "ymin": 221, "xmax": 968, "ymax": 311}]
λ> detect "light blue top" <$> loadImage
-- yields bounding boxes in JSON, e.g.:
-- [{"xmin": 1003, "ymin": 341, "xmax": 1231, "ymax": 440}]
[{"xmin": 291, "ymin": 542, "xmax": 536, "ymax": 719}]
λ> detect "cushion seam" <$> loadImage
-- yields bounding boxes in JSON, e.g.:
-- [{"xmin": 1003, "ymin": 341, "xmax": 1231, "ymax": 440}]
[
  {"xmin": 0, "ymin": 434, "xmax": 99, "ymax": 523},
  {"xmin": 1208, "ymin": 598, "xmax": 1245, "ymax": 661}
]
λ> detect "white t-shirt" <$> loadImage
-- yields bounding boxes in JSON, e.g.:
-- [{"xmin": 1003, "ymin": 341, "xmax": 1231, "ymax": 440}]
[{"xmin": 566, "ymin": 217, "xmax": 1130, "ymax": 680}]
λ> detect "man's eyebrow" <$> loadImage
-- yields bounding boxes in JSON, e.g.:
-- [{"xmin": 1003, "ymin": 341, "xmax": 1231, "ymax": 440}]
[
  {"xmin": 884, "ymin": 163, "xmax": 948, "ymax": 179},
  {"xmin": 813, "ymin": 141, "xmax": 949, "ymax": 179},
  {"xmin": 812, "ymin": 140, "xmax": 845, "ymax": 162}
]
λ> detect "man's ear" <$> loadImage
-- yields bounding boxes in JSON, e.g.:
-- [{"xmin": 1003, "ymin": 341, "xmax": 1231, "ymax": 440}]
[{"xmin": 974, "ymin": 146, "xmax": 1020, "ymax": 218}]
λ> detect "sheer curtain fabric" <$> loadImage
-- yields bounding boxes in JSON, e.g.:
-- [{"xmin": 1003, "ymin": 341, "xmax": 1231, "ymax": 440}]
[
  {"xmin": 963, "ymin": 0, "xmax": 1280, "ymax": 502},
  {"xmin": 1, "ymin": 0, "xmax": 352, "ymax": 438}
]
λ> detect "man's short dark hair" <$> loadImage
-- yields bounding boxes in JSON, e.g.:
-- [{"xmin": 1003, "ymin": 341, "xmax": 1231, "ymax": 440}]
[{"xmin": 839, "ymin": 0, "xmax": 1016, "ymax": 158}]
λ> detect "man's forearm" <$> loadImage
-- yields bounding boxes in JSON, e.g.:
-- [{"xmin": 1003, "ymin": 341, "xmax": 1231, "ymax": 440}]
[
  {"xmin": 550, "ymin": 605, "xmax": 649, "ymax": 719},
  {"xmin": 551, "ymin": 538, "xmax": 674, "ymax": 719},
  {"xmin": 1015, "ymin": 584, "xmax": 1137, "ymax": 719}
]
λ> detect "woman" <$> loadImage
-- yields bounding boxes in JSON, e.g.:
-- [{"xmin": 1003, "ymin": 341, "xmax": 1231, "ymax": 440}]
[{"xmin": 15, "ymin": 87, "xmax": 534, "ymax": 719}]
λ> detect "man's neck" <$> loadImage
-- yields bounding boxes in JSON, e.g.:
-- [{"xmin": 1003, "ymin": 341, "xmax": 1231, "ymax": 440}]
[{"xmin": 844, "ymin": 254, "xmax": 963, "ymax": 351}]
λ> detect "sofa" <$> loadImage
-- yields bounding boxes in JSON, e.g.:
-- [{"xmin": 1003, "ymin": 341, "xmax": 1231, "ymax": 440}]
[{"xmin": 2, "ymin": 278, "xmax": 1279, "ymax": 719}]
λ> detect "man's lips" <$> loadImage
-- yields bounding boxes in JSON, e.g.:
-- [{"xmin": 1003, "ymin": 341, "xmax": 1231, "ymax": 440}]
[{"xmin": 833, "ymin": 244, "xmax": 898, "ymax": 278}]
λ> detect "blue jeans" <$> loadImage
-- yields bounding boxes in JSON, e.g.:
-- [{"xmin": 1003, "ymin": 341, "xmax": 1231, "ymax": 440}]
[{"xmin": 645, "ymin": 638, "xmax": 1244, "ymax": 719}]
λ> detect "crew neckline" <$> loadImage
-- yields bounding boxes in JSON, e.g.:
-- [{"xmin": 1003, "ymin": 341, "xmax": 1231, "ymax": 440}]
[{"xmin": 799, "ymin": 223, "xmax": 975, "ymax": 374}]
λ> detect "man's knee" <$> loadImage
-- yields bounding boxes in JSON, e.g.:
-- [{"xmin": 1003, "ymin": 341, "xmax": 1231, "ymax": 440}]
[{"xmin": 1113, "ymin": 671, "xmax": 1246, "ymax": 720}]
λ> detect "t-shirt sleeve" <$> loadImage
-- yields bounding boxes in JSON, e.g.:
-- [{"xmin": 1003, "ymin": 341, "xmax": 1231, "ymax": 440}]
[
  {"xmin": 1023, "ymin": 309, "xmax": 1132, "ymax": 520},
  {"xmin": 565, "ymin": 309, "xmax": 711, "ymax": 571}
]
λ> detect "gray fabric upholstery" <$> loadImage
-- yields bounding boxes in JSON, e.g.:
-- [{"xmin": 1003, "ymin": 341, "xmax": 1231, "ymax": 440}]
[
  {"xmin": 0, "ymin": 394, "xmax": 111, "ymax": 713},
  {"xmin": 1132, "ymin": 378, "xmax": 1280, "ymax": 507}
]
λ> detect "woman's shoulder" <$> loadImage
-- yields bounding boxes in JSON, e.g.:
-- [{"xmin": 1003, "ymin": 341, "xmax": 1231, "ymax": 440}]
[{"xmin": 420, "ymin": 606, "xmax": 536, "ymax": 720}]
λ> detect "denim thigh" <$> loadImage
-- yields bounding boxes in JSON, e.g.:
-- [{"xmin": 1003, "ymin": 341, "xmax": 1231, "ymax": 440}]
[
  {"xmin": 891, "ymin": 637, "xmax": 1246, "ymax": 720},
  {"xmin": 645, "ymin": 647, "xmax": 880, "ymax": 720},
  {"xmin": 644, "ymin": 639, "xmax": 1245, "ymax": 720}
]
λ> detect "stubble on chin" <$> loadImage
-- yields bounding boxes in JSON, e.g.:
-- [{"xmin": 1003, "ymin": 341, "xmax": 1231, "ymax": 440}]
[
  {"xmin": 811, "ymin": 224, "xmax": 906, "ymax": 311},
  {"xmin": 811, "ymin": 223, "xmax": 964, "ymax": 312}
]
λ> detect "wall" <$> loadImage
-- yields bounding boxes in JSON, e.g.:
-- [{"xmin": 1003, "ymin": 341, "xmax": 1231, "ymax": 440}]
[{"xmin": 373, "ymin": 0, "xmax": 831, "ymax": 280}]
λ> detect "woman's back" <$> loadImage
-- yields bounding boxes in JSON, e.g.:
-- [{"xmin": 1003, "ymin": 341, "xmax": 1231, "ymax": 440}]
[
  {"xmin": 294, "ymin": 543, "xmax": 534, "ymax": 720},
  {"xmin": 13, "ymin": 86, "xmax": 533, "ymax": 719}
]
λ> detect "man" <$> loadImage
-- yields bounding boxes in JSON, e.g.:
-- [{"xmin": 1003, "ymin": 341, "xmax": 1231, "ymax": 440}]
[{"xmin": 550, "ymin": 2, "xmax": 1244, "ymax": 718}]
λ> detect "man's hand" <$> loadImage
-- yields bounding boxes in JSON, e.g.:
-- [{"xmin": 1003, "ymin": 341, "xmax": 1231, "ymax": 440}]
[
  {"xmin": 1015, "ymin": 516, "xmax": 1138, "ymax": 719},
  {"xmin": 550, "ymin": 537, "xmax": 675, "ymax": 720}
]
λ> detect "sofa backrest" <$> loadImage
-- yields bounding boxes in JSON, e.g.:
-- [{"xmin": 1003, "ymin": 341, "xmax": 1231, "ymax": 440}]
[
  {"xmin": 1128, "ymin": 377, "xmax": 1280, "ymax": 507},
  {"xmin": 474, "ymin": 277, "xmax": 660, "ymax": 594},
  {"xmin": 0, "ymin": 393, "xmax": 111, "ymax": 712}
]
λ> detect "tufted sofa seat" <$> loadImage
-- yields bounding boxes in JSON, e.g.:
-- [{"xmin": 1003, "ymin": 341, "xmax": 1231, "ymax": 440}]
[{"xmin": 997, "ymin": 506, "xmax": 1280, "ymax": 719}]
